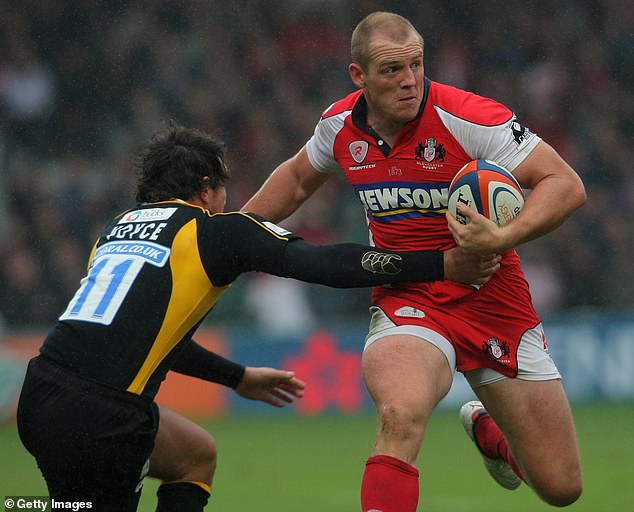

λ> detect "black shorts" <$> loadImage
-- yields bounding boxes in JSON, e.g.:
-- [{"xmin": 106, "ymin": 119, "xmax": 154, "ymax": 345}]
[{"xmin": 17, "ymin": 355, "xmax": 159, "ymax": 511}]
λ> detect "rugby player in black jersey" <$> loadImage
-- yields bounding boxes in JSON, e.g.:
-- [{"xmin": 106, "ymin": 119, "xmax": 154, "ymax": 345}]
[{"xmin": 17, "ymin": 124, "xmax": 500, "ymax": 511}]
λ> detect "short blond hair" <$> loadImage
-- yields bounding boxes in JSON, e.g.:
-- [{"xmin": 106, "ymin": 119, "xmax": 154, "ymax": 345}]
[{"xmin": 351, "ymin": 12, "xmax": 424, "ymax": 71}]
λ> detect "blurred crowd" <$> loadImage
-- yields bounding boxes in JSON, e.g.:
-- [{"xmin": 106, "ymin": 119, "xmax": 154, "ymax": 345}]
[{"xmin": 0, "ymin": 0, "xmax": 632, "ymax": 332}]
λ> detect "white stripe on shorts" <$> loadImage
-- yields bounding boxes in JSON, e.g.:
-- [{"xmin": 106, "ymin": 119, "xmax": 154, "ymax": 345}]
[
  {"xmin": 364, "ymin": 306, "xmax": 457, "ymax": 372},
  {"xmin": 364, "ymin": 308, "xmax": 561, "ymax": 388}
]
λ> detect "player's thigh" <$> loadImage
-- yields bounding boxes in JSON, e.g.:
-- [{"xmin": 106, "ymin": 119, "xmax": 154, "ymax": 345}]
[
  {"xmin": 149, "ymin": 404, "xmax": 217, "ymax": 484},
  {"xmin": 363, "ymin": 333, "xmax": 453, "ymax": 426},
  {"xmin": 475, "ymin": 378, "xmax": 581, "ymax": 493}
]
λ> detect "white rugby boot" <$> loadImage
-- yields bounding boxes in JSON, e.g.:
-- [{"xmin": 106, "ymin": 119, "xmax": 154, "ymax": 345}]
[{"xmin": 459, "ymin": 400, "xmax": 522, "ymax": 490}]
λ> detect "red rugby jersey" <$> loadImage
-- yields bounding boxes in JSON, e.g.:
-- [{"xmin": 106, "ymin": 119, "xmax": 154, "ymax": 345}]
[{"xmin": 306, "ymin": 78, "xmax": 541, "ymax": 305}]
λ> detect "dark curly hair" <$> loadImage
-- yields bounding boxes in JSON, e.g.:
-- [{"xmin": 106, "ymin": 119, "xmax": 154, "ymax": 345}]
[{"xmin": 134, "ymin": 123, "xmax": 230, "ymax": 203}]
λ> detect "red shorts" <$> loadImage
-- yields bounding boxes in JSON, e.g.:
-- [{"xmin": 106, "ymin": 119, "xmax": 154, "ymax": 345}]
[{"xmin": 369, "ymin": 262, "xmax": 542, "ymax": 378}]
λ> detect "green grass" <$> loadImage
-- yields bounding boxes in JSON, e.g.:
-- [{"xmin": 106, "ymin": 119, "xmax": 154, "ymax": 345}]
[{"xmin": 2, "ymin": 403, "xmax": 633, "ymax": 511}]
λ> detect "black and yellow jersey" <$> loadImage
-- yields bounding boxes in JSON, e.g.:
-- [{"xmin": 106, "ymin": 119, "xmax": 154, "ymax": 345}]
[{"xmin": 41, "ymin": 200, "xmax": 443, "ymax": 400}]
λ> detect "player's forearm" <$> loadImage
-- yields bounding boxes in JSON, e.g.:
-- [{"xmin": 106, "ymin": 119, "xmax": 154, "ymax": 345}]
[
  {"xmin": 280, "ymin": 240, "xmax": 444, "ymax": 288},
  {"xmin": 172, "ymin": 339, "xmax": 245, "ymax": 388}
]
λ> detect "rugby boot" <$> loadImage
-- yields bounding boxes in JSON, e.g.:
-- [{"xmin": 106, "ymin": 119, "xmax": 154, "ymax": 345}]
[{"xmin": 459, "ymin": 400, "xmax": 522, "ymax": 490}]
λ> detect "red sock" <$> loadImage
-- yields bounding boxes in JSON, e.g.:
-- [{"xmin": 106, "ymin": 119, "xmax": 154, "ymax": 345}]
[
  {"xmin": 474, "ymin": 413, "xmax": 524, "ymax": 481},
  {"xmin": 361, "ymin": 455, "xmax": 419, "ymax": 512}
]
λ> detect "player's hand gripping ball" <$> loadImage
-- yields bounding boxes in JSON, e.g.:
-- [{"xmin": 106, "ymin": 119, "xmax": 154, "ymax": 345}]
[{"xmin": 448, "ymin": 160, "xmax": 524, "ymax": 226}]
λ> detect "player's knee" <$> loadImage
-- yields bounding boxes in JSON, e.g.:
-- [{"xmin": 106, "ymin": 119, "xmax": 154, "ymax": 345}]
[
  {"xmin": 540, "ymin": 486, "xmax": 582, "ymax": 507},
  {"xmin": 535, "ymin": 474, "xmax": 582, "ymax": 507},
  {"xmin": 183, "ymin": 430, "xmax": 217, "ymax": 483},
  {"xmin": 194, "ymin": 431, "xmax": 217, "ymax": 477},
  {"xmin": 378, "ymin": 403, "xmax": 426, "ymax": 442}
]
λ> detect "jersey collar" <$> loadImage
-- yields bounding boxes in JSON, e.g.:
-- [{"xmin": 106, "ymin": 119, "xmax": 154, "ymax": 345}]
[{"xmin": 351, "ymin": 77, "xmax": 431, "ymax": 156}]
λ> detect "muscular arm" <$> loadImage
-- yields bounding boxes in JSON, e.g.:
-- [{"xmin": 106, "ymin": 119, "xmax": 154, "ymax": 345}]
[
  {"xmin": 448, "ymin": 141, "xmax": 586, "ymax": 253},
  {"xmin": 241, "ymin": 146, "xmax": 331, "ymax": 223},
  {"xmin": 510, "ymin": 141, "xmax": 587, "ymax": 243}
]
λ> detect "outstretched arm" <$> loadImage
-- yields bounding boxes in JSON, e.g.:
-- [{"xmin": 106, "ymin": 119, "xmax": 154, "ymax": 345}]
[
  {"xmin": 279, "ymin": 240, "xmax": 446, "ymax": 287},
  {"xmin": 280, "ymin": 240, "xmax": 498, "ymax": 287},
  {"xmin": 172, "ymin": 339, "xmax": 305, "ymax": 408},
  {"xmin": 207, "ymin": 212, "xmax": 500, "ymax": 287}
]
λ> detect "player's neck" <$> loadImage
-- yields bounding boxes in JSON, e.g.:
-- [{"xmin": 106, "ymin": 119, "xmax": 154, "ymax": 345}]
[{"xmin": 366, "ymin": 113, "xmax": 406, "ymax": 147}]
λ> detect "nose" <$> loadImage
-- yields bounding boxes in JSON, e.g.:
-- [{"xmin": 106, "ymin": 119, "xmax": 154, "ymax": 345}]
[{"xmin": 400, "ymin": 66, "xmax": 416, "ymax": 88}]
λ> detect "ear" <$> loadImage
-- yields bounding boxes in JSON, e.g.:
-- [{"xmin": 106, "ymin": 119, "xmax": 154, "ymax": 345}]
[
  {"xmin": 349, "ymin": 63, "xmax": 366, "ymax": 89},
  {"xmin": 199, "ymin": 187, "xmax": 210, "ymax": 202},
  {"xmin": 188, "ymin": 185, "xmax": 210, "ymax": 208}
]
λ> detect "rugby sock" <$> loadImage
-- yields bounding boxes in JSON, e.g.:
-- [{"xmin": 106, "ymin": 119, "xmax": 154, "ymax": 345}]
[
  {"xmin": 361, "ymin": 454, "xmax": 419, "ymax": 512},
  {"xmin": 474, "ymin": 413, "xmax": 525, "ymax": 481},
  {"xmin": 156, "ymin": 481, "xmax": 210, "ymax": 511}
]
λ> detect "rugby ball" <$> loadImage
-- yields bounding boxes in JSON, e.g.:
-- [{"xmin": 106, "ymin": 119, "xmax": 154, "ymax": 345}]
[{"xmin": 448, "ymin": 160, "xmax": 524, "ymax": 226}]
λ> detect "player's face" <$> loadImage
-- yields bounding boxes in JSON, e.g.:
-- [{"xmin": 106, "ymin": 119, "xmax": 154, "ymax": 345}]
[{"xmin": 356, "ymin": 30, "xmax": 424, "ymax": 132}]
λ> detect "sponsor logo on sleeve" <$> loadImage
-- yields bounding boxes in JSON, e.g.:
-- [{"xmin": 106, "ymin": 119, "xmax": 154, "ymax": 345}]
[
  {"xmin": 262, "ymin": 221, "xmax": 292, "ymax": 237},
  {"xmin": 511, "ymin": 120, "xmax": 530, "ymax": 146},
  {"xmin": 361, "ymin": 251, "xmax": 402, "ymax": 275}
]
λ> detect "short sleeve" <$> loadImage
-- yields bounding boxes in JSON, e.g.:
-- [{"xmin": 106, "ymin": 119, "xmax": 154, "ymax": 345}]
[
  {"xmin": 434, "ymin": 104, "xmax": 541, "ymax": 172},
  {"xmin": 305, "ymin": 109, "xmax": 352, "ymax": 174}
]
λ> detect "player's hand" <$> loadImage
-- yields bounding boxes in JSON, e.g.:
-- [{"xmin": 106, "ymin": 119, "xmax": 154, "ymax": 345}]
[
  {"xmin": 446, "ymin": 202, "xmax": 511, "ymax": 254},
  {"xmin": 235, "ymin": 367, "xmax": 306, "ymax": 407},
  {"xmin": 443, "ymin": 246, "xmax": 501, "ymax": 285}
]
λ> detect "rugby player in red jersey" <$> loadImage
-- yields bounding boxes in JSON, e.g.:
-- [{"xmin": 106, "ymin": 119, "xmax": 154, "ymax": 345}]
[{"xmin": 243, "ymin": 11, "xmax": 586, "ymax": 511}]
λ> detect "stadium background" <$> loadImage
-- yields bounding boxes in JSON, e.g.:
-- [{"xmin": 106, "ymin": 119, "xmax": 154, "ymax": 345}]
[{"xmin": 0, "ymin": 1, "xmax": 633, "ymax": 510}]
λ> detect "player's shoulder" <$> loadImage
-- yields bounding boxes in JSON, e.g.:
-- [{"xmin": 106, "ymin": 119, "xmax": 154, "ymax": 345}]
[
  {"xmin": 320, "ymin": 90, "xmax": 363, "ymax": 120},
  {"xmin": 210, "ymin": 211, "xmax": 299, "ymax": 241},
  {"xmin": 204, "ymin": 211, "xmax": 257, "ymax": 232},
  {"xmin": 429, "ymin": 81, "xmax": 513, "ymax": 126},
  {"xmin": 209, "ymin": 210, "xmax": 267, "ymax": 226}
]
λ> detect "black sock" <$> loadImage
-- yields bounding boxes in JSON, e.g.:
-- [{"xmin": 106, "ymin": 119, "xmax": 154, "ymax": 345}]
[{"xmin": 156, "ymin": 481, "xmax": 210, "ymax": 512}]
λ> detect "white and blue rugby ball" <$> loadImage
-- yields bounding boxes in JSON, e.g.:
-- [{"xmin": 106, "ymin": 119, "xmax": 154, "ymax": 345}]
[{"xmin": 448, "ymin": 160, "xmax": 524, "ymax": 226}]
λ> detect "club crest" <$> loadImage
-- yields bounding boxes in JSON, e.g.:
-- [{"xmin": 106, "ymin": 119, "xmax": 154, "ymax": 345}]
[
  {"xmin": 416, "ymin": 137, "xmax": 446, "ymax": 162},
  {"xmin": 482, "ymin": 337, "xmax": 511, "ymax": 363}
]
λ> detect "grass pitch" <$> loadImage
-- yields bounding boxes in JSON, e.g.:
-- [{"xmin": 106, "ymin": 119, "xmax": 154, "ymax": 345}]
[{"xmin": 2, "ymin": 403, "xmax": 632, "ymax": 511}]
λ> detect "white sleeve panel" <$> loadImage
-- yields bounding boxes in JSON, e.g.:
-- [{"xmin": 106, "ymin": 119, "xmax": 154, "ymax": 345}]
[
  {"xmin": 434, "ymin": 106, "xmax": 542, "ymax": 172},
  {"xmin": 305, "ymin": 110, "xmax": 351, "ymax": 175}
]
